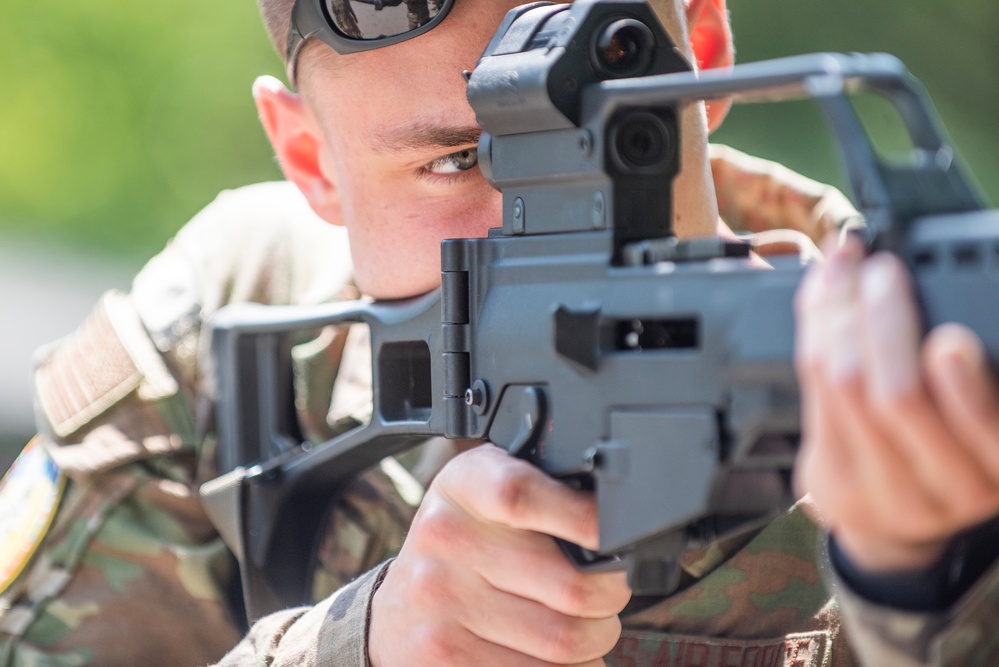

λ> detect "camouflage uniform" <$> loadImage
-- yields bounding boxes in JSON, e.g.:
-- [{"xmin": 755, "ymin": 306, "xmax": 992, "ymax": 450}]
[
  {"xmin": 1, "ymin": 148, "xmax": 996, "ymax": 667},
  {"xmin": 0, "ymin": 182, "xmax": 415, "ymax": 667}
]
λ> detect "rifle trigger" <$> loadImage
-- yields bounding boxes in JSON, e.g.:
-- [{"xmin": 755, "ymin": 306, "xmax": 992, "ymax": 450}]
[{"xmin": 489, "ymin": 385, "xmax": 547, "ymax": 458}]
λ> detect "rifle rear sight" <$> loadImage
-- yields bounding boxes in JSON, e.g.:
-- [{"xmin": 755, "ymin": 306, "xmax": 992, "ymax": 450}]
[{"xmin": 205, "ymin": 0, "xmax": 999, "ymax": 621}]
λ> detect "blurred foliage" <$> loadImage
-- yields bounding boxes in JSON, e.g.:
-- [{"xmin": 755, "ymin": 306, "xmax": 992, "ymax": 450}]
[
  {"xmin": 716, "ymin": 0, "xmax": 999, "ymax": 206},
  {"xmin": 0, "ymin": 1, "xmax": 996, "ymax": 263},
  {"xmin": 0, "ymin": 1, "xmax": 283, "ymax": 261}
]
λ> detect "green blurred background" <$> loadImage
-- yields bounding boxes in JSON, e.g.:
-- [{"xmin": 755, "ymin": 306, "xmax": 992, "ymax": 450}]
[
  {"xmin": 717, "ymin": 1, "xmax": 999, "ymax": 204},
  {"xmin": 1, "ymin": 0, "xmax": 997, "ymax": 468},
  {"xmin": 1, "ymin": 2, "xmax": 283, "ymax": 259}
]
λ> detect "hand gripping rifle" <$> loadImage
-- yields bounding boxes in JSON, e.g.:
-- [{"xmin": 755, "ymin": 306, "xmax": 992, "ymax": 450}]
[{"xmin": 200, "ymin": 0, "xmax": 999, "ymax": 622}]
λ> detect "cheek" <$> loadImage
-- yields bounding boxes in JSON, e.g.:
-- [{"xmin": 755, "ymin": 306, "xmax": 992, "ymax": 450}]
[
  {"xmin": 431, "ymin": 182, "xmax": 502, "ymax": 239},
  {"xmin": 343, "ymin": 180, "xmax": 501, "ymax": 298}
]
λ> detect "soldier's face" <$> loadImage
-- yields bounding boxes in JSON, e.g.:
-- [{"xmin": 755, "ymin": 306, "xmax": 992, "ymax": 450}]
[
  {"xmin": 291, "ymin": 0, "xmax": 711, "ymax": 300},
  {"xmin": 290, "ymin": 0, "xmax": 515, "ymax": 299}
]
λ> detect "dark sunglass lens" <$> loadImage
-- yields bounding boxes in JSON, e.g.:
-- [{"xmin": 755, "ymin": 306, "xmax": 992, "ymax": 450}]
[{"xmin": 326, "ymin": 0, "xmax": 445, "ymax": 39}]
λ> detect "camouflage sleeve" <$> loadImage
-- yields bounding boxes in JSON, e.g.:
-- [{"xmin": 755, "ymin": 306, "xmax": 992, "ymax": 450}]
[
  {"xmin": 709, "ymin": 143, "xmax": 863, "ymax": 248},
  {"xmin": 214, "ymin": 562, "xmax": 390, "ymax": 667},
  {"xmin": 0, "ymin": 182, "xmax": 377, "ymax": 667},
  {"xmin": 828, "ymin": 538, "xmax": 999, "ymax": 666}
]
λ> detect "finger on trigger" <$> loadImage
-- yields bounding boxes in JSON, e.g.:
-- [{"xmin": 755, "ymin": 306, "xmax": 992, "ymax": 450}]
[{"xmin": 441, "ymin": 445, "xmax": 602, "ymax": 550}]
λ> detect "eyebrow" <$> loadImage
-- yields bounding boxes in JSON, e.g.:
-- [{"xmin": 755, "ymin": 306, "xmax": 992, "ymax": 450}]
[{"xmin": 370, "ymin": 121, "xmax": 482, "ymax": 155}]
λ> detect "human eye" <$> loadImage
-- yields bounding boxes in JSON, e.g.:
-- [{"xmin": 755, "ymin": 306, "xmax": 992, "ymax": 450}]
[{"xmin": 422, "ymin": 147, "xmax": 479, "ymax": 176}]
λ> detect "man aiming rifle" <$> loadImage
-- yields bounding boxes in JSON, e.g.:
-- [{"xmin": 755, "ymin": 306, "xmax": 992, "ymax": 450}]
[{"xmin": 2, "ymin": 1, "xmax": 999, "ymax": 665}]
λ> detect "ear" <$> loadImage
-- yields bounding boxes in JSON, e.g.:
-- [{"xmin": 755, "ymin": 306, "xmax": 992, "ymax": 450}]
[
  {"xmin": 685, "ymin": 0, "xmax": 734, "ymax": 132},
  {"xmin": 253, "ymin": 75, "xmax": 343, "ymax": 225}
]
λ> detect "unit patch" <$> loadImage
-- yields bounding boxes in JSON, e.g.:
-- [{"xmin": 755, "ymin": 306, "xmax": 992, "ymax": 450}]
[{"xmin": 0, "ymin": 438, "xmax": 66, "ymax": 594}]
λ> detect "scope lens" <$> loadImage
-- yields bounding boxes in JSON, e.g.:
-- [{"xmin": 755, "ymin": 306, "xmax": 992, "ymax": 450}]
[
  {"xmin": 594, "ymin": 19, "xmax": 654, "ymax": 77},
  {"xmin": 611, "ymin": 111, "xmax": 673, "ymax": 172}
]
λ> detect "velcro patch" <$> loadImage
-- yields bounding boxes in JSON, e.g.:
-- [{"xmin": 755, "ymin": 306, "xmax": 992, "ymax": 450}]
[
  {"xmin": 0, "ymin": 438, "xmax": 66, "ymax": 595},
  {"xmin": 34, "ymin": 291, "xmax": 177, "ymax": 439},
  {"xmin": 608, "ymin": 629, "xmax": 831, "ymax": 667}
]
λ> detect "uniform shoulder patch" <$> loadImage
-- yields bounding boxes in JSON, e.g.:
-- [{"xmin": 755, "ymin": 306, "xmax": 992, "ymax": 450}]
[{"xmin": 0, "ymin": 438, "xmax": 67, "ymax": 594}]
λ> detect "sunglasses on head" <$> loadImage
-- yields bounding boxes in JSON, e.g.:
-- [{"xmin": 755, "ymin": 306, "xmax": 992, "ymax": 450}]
[{"xmin": 287, "ymin": 0, "xmax": 457, "ymax": 84}]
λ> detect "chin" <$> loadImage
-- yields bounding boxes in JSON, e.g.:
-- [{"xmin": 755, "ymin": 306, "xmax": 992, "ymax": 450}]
[{"xmin": 361, "ymin": 274, "xmax": 441, "ymax": 301}]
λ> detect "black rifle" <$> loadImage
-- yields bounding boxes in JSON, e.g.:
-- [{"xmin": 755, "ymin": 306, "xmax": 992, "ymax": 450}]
[{"xmin": 200, "ymin": 0, "xmax": 999, "ymax": 622}]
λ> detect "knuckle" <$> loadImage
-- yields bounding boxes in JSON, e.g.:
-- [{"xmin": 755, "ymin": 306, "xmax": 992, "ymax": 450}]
[
  {"xmin": 557, "ymin": 572, "xmax": 629, "ymax": 617},
  {"xmin": 543, "ymin": 616, "xmax": 619, "ymax": 664},
  {"xmin": 556, "ymin": 573, "xmax": 595, "ymax": 615},
  {"xmin": 411, "ymin": 502, "xmax": 464, "ymax": 553},
  {"xmin": 490, "ymin": 464, "xmax": 536, "ymax": 520},
  {"xmin": 413, "ymin": 624, "xmax": 466, "ymax": 666},
  {"xmin": 406, "ymin": 559, "xmax": 449, "ymax": 603}
]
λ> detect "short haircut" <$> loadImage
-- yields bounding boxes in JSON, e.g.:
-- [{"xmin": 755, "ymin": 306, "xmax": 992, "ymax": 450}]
[{"xmin": 258, "ymin": 0, "xmax": 295, "ymax": 64}]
